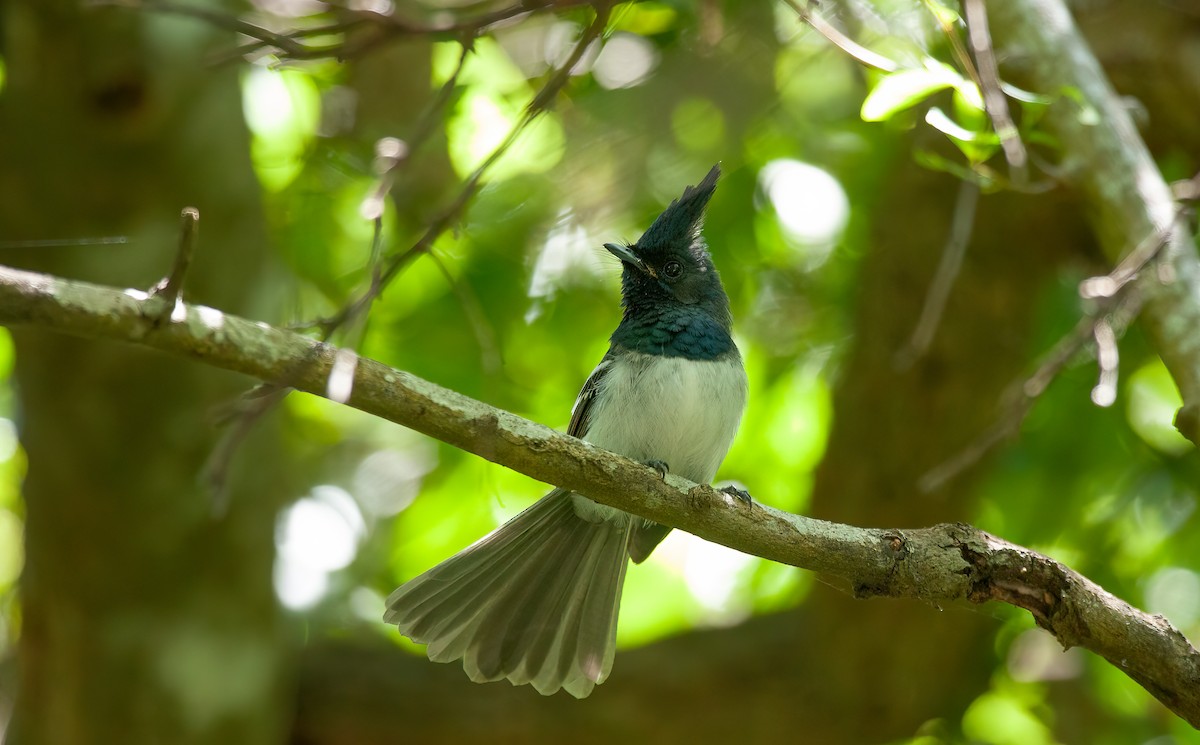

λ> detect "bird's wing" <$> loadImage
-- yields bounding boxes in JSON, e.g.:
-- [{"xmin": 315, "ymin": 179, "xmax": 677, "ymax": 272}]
[{"xmin": 567, "ymin": 352, "xmax": 614, "ymax": 439}]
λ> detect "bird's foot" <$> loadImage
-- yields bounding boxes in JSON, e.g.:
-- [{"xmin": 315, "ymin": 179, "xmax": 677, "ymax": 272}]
[
  {"xmin": 643, "ymin": 460, "xmax": 670, "ymax": 480},
  {"xmin": 719, "ymin": 484, "xmax": 753, "ymax": 508}
]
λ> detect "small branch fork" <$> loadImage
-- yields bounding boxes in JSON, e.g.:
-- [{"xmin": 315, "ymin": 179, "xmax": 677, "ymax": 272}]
[
  {"xmin": 0, "ymin": 262, "xmax": 1196, "ymax": 726},
  {"xmin": 146, "ymin": 207, "xmax": 199, "ymax": 325},
  {"xmin": 920, "ymin": 199, "xmax": 1192, "ymax": 491}
]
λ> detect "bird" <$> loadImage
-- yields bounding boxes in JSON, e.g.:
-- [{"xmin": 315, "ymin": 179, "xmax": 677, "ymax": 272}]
[{"xmin": 383, "ymin": 164, "xmax": 747, "ymax": 698}]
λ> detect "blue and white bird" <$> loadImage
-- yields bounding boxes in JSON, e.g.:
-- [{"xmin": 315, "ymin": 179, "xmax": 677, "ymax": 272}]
[{"xmin": 384, "ymin": 164, "xmax": 747, "ymax": 698}]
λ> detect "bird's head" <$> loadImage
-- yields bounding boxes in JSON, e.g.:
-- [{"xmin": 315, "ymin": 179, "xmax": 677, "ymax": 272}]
[{"xmin": 604, "ymin": 164, "xmax": 728, "ymax": 320}]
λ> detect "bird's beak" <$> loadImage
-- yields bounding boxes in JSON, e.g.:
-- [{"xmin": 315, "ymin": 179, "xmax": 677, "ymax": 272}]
[{"xmin": 604, "ymin": 243, "xmax": 656, "ymax": 278}]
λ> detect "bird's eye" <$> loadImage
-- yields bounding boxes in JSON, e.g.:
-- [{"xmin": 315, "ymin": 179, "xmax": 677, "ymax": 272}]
[{"xmin": 663, "ymin": 261, "xmax": 683, "ymax": 279}]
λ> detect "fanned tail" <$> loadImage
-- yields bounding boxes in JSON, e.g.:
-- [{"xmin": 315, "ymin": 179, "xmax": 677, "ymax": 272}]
[{"xmin": 383, "ymin": 489, "xmax": 632, "ymax": 698}]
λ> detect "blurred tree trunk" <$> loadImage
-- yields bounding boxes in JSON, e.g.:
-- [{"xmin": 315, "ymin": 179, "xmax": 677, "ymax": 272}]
[{"xmin": 0, "ymin": 2, "xmax": 291, "ymax": 743}]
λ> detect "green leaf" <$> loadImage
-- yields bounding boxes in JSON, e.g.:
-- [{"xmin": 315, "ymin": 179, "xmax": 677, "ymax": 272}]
[
  {"xmin": 861, "ymin": 67, "xmax": 957, "ymax": 122},
  {"xmin": 923, "ymin": 0, "xmax": 962, "ymax": 27},
  {"xmin": 927, "ymin": 107, "xmax": 1001, "ymax": 164},
  {"xmin": 925, "ymin": 107, "xmax": 999, "ymax": 144},
  {"xmin": 611, "ymin": 1, "xmax": 678, "ymax": 35}
]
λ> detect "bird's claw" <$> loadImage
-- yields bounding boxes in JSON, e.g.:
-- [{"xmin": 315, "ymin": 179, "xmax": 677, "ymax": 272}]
[
  {"xmin": 719, "ymin": 484, "xmax": 753, "ymax": 508},
  {"xmin": 644, "ymin": 460, "xmax": 670, "ymax": 480}
]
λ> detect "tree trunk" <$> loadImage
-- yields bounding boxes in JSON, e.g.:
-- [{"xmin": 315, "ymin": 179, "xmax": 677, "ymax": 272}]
[{"xmin": 0, "ymin": 2, "xmax": 291, "ymax": 742}]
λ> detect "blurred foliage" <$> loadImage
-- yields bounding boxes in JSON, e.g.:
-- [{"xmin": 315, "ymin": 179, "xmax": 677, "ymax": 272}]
[{"xmin": 2, "ymin": 0, "xmax": 1198, "ymax": 742}]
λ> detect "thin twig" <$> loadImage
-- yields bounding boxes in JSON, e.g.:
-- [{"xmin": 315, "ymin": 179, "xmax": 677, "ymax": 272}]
[
  {"xmin": 895, "ymin": 180, "xmax": 980, "ymax": 369},
  {"xmin": 920, "ymin": 214, "xmax": 1181, "ymax": 491},
  {"xmin": 360, "ymin": 44, "xmax": 471, "ymax": 225},
  {"xmin": 1091, "ymin": 319, "xmax": 1118, "ymax": 407},
  {"xmin": 428, "ymin": 251, "xmax": 502, "ymax": 377},
  {"xmin": 963, "ymin": 0, "xmax": 1028, "ymax": 184},
  {"xmin": 147, "ymin": 207, "xmax": 199, "ymax": 325},
  {"xmin": 1080, "ymin": 204, "xmax": 1188, "ymax": 299},
  {"xmin": 124, "ymin": 0, "xmax": 595, "ymax": 62},
  {"xmin": 96, "ymin": 0, "xmax": 340, "ymax": 58},
  {"xmin": 203, "ymin": 384, "xmax": 290, "ymax": 515},
  {"xmin": 783, "ymin": 0, "xmax": 899, "ymax": 73},
  {"xmin": 925, "ymin": 0, "xmax": 983, "ymax": 95}
]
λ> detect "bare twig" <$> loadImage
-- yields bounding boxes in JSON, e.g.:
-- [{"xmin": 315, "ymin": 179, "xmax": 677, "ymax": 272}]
[
  {"xmin": 963, "ymin": 0, "xmax": 1028, "ymax": 184},
  {"xmin": 1080, "ymin": 203, "xmax": 1188, "ymax": 299},
  {"xmin": 119, "ymin": 0, "xmax": 595, "ymax": 62},
  {"xmin": 783, "ymin": 0, "xmax": 899, "ymax": 73},
  {"xmin": 428, "ymin": 251, "xmax": 502, "ymax": 377},
  {"xmin": 203, "ymin": 384, "xmax": 290, "ymax": 515},
  {"xmin": 97, "ymin": 0, "xmax": 329, "ymax": 58},
  {"xmin": 147, "ymin": 207, "xmax": 199, "ymax": 325},
  {"xmin": 359, "ymin": 43, "xmax": 470, "ymax": 227},
  {"xmin": 989, "ymin": 0, "xmax": 1200, "ymax": 445},
  {"xmin": 1091, "ymin": 319, "xmax": 1118, "ymax": 407},
  {"xmin": 126, "ymin": 0, "xmax": 611, "ymax": 495},
  {"xmin": 0, "ymin": 236, "xmax": 130, "ymax": 248},
  {"xmin": 920, "ymin": 215, "xmax": 1180, "ymax": 491},
  {"xmin": 895, "ymin": 180, "xmax": 979, "ymax": 369}
]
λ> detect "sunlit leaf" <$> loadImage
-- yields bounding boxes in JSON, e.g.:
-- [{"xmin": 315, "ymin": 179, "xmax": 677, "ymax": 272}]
[
  {"xmin": 861, "ymin": 66, "xmax": 958, "ymax": 122},
  {"xmin": 926, "ymin": 107, "xmax": 1001, "ymax": 163},
  {"xmin": 242, "ymin": 67, "xmax": 322, "ymax": 192},
  {"xmin": 962, "ymin": 691, "xmax": 1055, "ymax": 745},
  {"xmin": 923, "ymin": 0, "xmax": 962, "ymax": 27},
  {"xmin": 445, "ymin": 91, "xmax": 564, "ymax": 179},
  {"xmin": 1001, "ymin": 82, "xmax": 1053, "ymax": 105},
  {"xmin": 433, "ymin": 38, "xmax": 526, "ymax": 94},
  {"xmin": 1127, "ymin": 359, "xmax": 1192, "ymax": 455},
  {"xmin": 925, "ymin": 107, "xmax": 998, "ymax": 143},
  {"xmin": 611, "ymin": 1, "xmax": 678, "ymax": 35}
]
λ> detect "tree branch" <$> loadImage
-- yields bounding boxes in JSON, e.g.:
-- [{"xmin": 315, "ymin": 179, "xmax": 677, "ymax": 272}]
[{"xmin": 0, "ymin": 263, "xmax": 1195, "ymax": 725}]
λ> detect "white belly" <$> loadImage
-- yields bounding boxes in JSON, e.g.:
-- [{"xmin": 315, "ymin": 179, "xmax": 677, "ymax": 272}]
[{"xmin": 573, "ymin": 352, "xmax": 747, "ymax": 522}]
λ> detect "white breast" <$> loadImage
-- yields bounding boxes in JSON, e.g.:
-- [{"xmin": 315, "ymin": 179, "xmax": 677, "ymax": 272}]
[{"xmin": 573, "ymin": 351, "xmax": 747, "ymax": 522}]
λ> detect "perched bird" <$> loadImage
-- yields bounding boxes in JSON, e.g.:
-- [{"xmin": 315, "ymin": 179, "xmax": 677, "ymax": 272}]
[{"xmin": 384, "ymin": 164, "xmax": 747, "ymax": 698}]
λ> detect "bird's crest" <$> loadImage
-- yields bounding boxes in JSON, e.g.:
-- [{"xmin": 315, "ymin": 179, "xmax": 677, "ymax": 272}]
[{"xmin": 636, "ymin": 164, "xmax": 720, "ymax": 252}]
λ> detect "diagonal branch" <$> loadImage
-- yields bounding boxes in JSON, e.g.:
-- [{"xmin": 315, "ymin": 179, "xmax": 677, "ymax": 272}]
[{"xmin": 0, "ymin": 263, "xmax": 1195, "ymax": 726}]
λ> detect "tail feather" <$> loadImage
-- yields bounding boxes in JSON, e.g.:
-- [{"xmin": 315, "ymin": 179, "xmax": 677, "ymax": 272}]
[
  {"xmin": 384, "ymin": 489, "xmax": 632, "ymax": 698},
  {"xmin": 386, "ymin": 490, "xmax": 580, "ymax": 646},
  {"xmin": 480, "ymin": 516, "xmax": 596, "ymax": 681},
  {"xmin": 467, "ymin": 518, "xmax": 589, "ymax": 679},
  {"xmin": 403, "ymin": 518, "xmax": 554, "ymax": 650}
]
